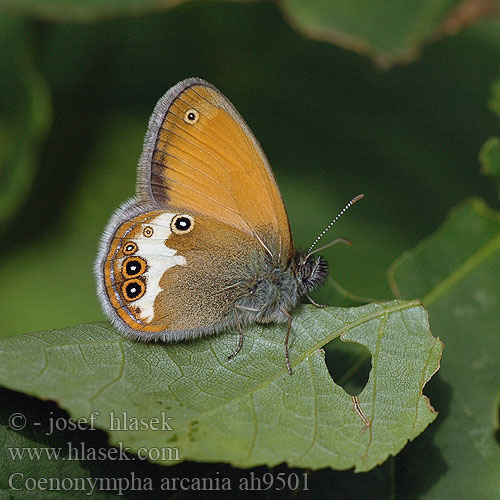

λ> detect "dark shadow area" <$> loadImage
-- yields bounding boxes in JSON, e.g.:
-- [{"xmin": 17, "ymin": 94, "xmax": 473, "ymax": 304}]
[
  {"xmin": 1, "ymin": 387, "xmax": 397, "ymax": 499},
  {"xmin": 394, "ymin": 373, "xmax": 451, "ymax": 500},
  {"xmin": 324, "ymin": 337, "xmax": 372, "ymax": 396}
]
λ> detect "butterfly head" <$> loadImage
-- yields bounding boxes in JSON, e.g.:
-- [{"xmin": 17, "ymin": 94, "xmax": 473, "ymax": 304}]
[{"xmin": 294, "ymin": 252, "xmax": 329, "ymax": 295}]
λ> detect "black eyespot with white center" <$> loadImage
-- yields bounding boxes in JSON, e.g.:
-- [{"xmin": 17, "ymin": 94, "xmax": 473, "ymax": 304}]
[
  {"xmin": 122, "ymin": 278, "xmax": 145, "ymax": 301},
  {"xmin": 123, "ymin": 242, "xmax": 137, "ymax": 255},
  {"xmin": 122, "ymin": 256, "xmax": 147, "ymax": 278},
  {"xmin": 143, "ymin": 226, "xmax": 153, "ymax": 238},
  {"xmin": 171, "ymin": 214, "xmax": 194, "ymax": 234},
  {"xmin": 175, "ymin": 217, "xmax": 190, "ymax": 231},
  {"xmin": 184, "ymin": 108, "xmax": 199, "ymax": 124}
]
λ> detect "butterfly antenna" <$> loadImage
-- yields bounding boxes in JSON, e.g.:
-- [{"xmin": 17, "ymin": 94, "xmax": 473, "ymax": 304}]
[{"xmin": 307, "ymin": 194, "xmax": 364, "ymax": 255}]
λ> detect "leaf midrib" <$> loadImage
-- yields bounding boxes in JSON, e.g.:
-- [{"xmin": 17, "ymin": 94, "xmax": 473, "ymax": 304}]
[
  {"xmin": 0, "ymin": 301, "xmax": 421, "ymax": 456},
  {"xmin": 123, "ymin": 300, "xmax": 421, "ymax": 444},
  {"xmin": 423, "ymin": 231, "xmax": 500, "ymax": 306}
]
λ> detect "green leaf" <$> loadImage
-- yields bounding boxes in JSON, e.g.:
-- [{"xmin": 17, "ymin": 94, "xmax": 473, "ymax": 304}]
[
  {"xmin": 481, "ymin": 74, "xmax": 500, "ymax": 196},
  {"xmin": 0, "ymin": 114, "xmax": 141, "ymax": 338},
  {"xmin": 0, "ymin": 301, "xmax": 441, "ymax": 472},
  {"xmin": 389, "ymin": 199, "xmax": 500, "ymax": 499},
  {"xmin": 280, "ymin": 0, "xmax": 477, "ymax": 66},
  {"xmin": 0, "ymin": 0, "xmax": 182, "ymax": 21},
  {"xmin": 479, "ymin": 137, "xmax": 500, "ymax": 196},
  {"xmin": 0, "ymin": 17, "xmax": 52, "ymax": 234},
  {"xmin": 1, "ymin": 0, "xmax": 493, "ymax": 68},
  {"xmin": 489, "ymin": 73, "xmax": 500, "ymax": 118}
]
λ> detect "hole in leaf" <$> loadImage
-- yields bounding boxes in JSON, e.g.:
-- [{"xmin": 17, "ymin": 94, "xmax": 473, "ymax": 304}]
[{"xmin": 324, "ymin": 338, "xmax": 371, "ymax": 396}]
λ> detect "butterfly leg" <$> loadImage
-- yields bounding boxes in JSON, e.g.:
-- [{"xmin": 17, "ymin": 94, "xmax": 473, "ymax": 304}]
[
  {"xmin": 280, "ymin": 307, "xmax": 294, "ymax": 376},
  {"xmin": 306, "ymin": 294, "xmax": 328, "ymax": 308},
  {"xmin": 227, "ymin": 307, "xmax": 244, "ymax": 361}
]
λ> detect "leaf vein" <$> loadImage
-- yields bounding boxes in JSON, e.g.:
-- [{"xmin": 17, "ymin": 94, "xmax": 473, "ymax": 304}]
[
  {"xmin": 90, "ymin": 342, "xmax": 126, "ymax": 404},
  {"xmin": 423, "ymin": 231, "xmax": 500, "ymax": 305},
  {"xmin": 173, "ymin": 301, "xmax": 421, "ymax": 436},
  {"xmin": 293, "ymin": 355, "xmax": 319, "ymax": 463},
  {"xmin": 364, "ymin": 311, "xmax": 389, "ymax": 458}
]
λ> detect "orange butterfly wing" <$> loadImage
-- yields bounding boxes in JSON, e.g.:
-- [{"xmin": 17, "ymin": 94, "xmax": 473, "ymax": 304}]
[{"xmin": 136, "ymin": 78, "xmax": 293, "ymax": 263}]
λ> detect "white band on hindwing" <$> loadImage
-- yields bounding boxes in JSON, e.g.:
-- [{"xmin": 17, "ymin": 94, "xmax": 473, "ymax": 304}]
[{"xmin": 111, "ymin": 211, "xmax": 187, "ymax": 325}]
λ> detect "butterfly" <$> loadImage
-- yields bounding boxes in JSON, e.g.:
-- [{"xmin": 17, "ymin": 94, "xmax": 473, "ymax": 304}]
[{"xmin": 95, "ymin": 78, "xmax": 363, "ymax": 374}]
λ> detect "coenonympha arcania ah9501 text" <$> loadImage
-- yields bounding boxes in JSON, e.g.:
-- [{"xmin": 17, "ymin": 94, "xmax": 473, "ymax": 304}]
[{"xmin": 95, "ymin": 78, "xmax": 363, "ymax": 374}]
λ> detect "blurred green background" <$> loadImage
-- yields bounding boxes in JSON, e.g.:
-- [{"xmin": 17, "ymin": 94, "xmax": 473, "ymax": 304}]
[
  {"xmin": 1, "ymin": 1, "xmax": 500, "ymax": 499},
  {"xmin": 2, "ymin": 0, "xmax": 499, "ymax": 337}
]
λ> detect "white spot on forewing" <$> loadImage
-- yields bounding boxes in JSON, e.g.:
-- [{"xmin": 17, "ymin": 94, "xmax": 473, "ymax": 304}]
[{"xmin": 126, "ymin": 212, "xmax": 185, "ymax": 323}]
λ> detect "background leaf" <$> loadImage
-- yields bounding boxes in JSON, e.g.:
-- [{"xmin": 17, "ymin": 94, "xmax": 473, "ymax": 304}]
[
  {"xmin": 0, "ymin": 0, "xmax": 184, "ymax": 22},
  {"xmin": 0, "ymin": 16, "xmax": 52, "ymax": 236},
  {"xmin": 1, "ymin": 0, "xmax": 499, "ymax": 497},
  {"xmin": 0, "ymin": 114, "xmax": 141, "ymax": 338},
  {"xmin": 0, "ymin": 302, "xmax": 441, "ymax": 472},
  {"xmin": 2, "ymin": 0, "xmax": 495, "ymax": 66},
  {"xmin": 480, "ymin": 74, "xmax": 500, "ymax": 194},
  {"xmin": 389, "ymin": 199, "xmax": 500, "ymax": 499},
  {"xmin": 1, "ymin": 1, "xmax": 499, "ymax": 337},
  {"xmin": 479, "ymin": 136, "xmax": 500, "ymax": 189},
  {"xmin": 279, "ymin": 0, "xmax": 492, "ymax": 66}
]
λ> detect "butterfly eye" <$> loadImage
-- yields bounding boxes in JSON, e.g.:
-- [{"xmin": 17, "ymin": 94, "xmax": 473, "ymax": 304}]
[
  {"xmin": 122, "ymin": 278, "xmax": 145, "ymax": 301},
  {"xmin": 123, "ymin": 242, "xmax": 137, "ymax": 255},
  {"xmin": 184, "ymin": 109, "xmax": 199, "ymax": 124},
  {"xmin": 171, "ymin": 214, "xmax": 194, "ymax": 234},
  {"xmin": 300, "ymin": 264, "xmax": 312, "ymax": 281},
  {"xmin": 143, "ymin": 226, "xmax": 154, "ymax": 238},
  {"xmin": 122, "ymin": 256, "xmax": 147, "ymax": 278}
]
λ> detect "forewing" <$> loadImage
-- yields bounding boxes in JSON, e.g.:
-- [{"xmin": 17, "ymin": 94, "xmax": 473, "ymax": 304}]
[{"xmin": 137, "ymin": 78, "xmax": 293, "ymax": 263}]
